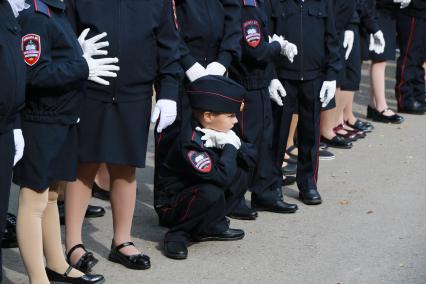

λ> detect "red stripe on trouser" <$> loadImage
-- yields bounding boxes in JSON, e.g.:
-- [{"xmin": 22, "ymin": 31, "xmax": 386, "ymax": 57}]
[
  {"xmin": 180, "ymin": 188, "xmax": 198, "ymax": 222},
  {"xmin": 397, "ymin": 16, "xmax": 416, "ymax": 107}
]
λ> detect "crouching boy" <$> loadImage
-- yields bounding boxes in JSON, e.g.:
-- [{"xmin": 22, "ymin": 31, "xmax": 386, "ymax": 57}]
[{"xmin": 154, "ymin": 76, "xmax": 257, "ymax": 260}]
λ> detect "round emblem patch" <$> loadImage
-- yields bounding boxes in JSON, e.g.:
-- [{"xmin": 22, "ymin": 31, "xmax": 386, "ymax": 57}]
[
  {"xmin": 243, "ymin": 20, "xmax": 261, "ymax": 48},
  {"xmin": 22, "ymin": 34, "xmax": 41, "ymax": 66},
  {"xmin": 187, "ymin": 150, "xmax": 212, "ymax": 173}
]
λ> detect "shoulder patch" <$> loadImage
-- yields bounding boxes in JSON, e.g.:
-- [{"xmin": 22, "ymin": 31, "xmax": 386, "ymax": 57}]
[
  {"xmin": 33, "ymin": 0, "xmax": 51, "ymax": 17},
  {"xmin": 187, "ymin": 150, "xmax": 212, "ymax": 173},
  {"xmin": 22, "ymin": 34, "xmax": 41, "ymax": 66},
  {"xmin": 243, "ymin": 20, "xmax": 261, "ymax": 48},
  {"xmin": 242, "ymin": 0, "xmax": 257, "ymax": 7}
]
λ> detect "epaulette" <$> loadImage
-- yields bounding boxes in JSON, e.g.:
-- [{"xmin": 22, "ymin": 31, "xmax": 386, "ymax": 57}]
[
  {"xmin": 33, "ymin": 0, "xmax": 51, "ymax": 17},
  {"xmin": 242, "ymin": 0, "xmax": 257, "ymax": 7}
]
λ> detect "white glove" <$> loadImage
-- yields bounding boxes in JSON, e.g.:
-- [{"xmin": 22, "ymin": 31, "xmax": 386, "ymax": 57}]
[
  {"xmin": 13, "ymin": 129, "xmax": 25, "ymax": 166},
  {"xmin": 268, "ymin": 79, "xmax": 287, "ymax": 106},
  {"xmin": 205, "ymin": 62, "xmax": 227, "ymax": 76},
  {"xmin": 270, "ymin": 34, "xmax": 298, "ymax": 62},
  {"xmin": 84, "ymin": 56, "xmax": 120, "ymax": 86},
  {"xmin": 7, "ymin": 0, "xmax": 30, "ymax": 17},
  {"xmin": 185, "ymin": 62, "xmax": 209, "ymax": 82},
  {"xmin": 196, "ymin": 127, "xmax": 241, "ymax": 150},
  {"xmin": 319, "ymin": 80, "xmax": 336, "ymax": 108},
  {"xmin": 150, "ymin": 99, "xmax": 177, "ymax": 133},
  {"xmin": 394, "ymin": 0, "xmax": 411, "ymax": 8},
  {"xmin": 343, "ymin": 30, "xmax": 354, "ymax": 60},
  {"xmin": 78, "ymin": 28, "xmax": 109, "ymax": 57},
  {"xmin": 369, "ymin": 30, "xmax": 386, "ymax": 54}
]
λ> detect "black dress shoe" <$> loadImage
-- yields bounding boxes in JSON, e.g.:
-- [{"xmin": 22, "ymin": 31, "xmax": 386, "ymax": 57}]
[
  {"xmin": 67, "ymin": 244, "xmax": 99, "ymax": 273},
  {"xmin": 108, "ymin": 241, "xmax": 151, "ymax": 270},
  {"xmin": 397, "ymin": 100, "xmax": 426, "ymax": 114},
  {"xmin": 320, "ymin": 136, "xmax": 352, "ymax": 149},
  {"xmin": 45, "ymin": 266, "xmax": 105, "ymax": 284},
  {"xmin": 283, "ymin": 175, "xmax": 296, "ymax": 186},
  {"xmin": 299, "ymin": 189, "xmax": 322, "ymax": 205},
  {"xmin": 85, "ymin": 205, "xmax": 106, "ymax": 219},
  {"xmin": 282, "ymin": 162, "xmax": 297, "ymax": 176},
  {"xmin": 164, "ymin": 241, "xmax": 188, "ymax": 259},
  {"xmin": 251, "ymin": 198, "xmax": 298, "ymax": 213},
  {"xmin": 345, "ymin": 119, "xmax": 374, "ymax": 132},
  {"xmin": 367, "ymin": 105, "xmax": 405, "ymax": 124},
  {"xmin": 196, "ymin": 228, "xmax": 245, "ymax": 242},
  {"xmin": 92, "ymin": 182, "xmax": 110, "ymax": 200},
  {"xmin": 228, "ymin": 203, "xmax": 258, "ymax": 220},
  {"xmin": 2, "ymin": 213, "xmax": 18, "ymax": 248}
]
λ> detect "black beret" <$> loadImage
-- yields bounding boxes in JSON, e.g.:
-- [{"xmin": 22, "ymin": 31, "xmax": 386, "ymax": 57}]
[{"xmin": 186, "ymin": 75, "xmax": 246, "ymax": 113}]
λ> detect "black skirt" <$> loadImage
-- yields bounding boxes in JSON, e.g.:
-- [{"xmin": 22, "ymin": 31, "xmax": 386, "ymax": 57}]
[
  {"xmin": 77, "ymin": 96, "xmax": 152, "ymax": 168},
  {"xmin": 13, "ymin": 121, "xmax": 78, "ymax": 192},
  {"xmin": 361, "ymin": 10, "xmax": 397, "ymax": 62}
]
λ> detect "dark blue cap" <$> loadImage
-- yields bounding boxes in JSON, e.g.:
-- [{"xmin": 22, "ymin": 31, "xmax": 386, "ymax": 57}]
[{"xmin": 186, "ymin": 75, "xmax": 246, "ymax": 113}]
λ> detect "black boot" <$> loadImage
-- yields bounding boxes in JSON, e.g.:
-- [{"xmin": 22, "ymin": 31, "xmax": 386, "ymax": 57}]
[
  {"xmin": 227, "ymin": 198, "xmax": 257, "ymax": 220},
  {"xmin": 58, "ymin": 202, "xmax": 106, "ymax": 225},
  {"xmin": 299, "ymin": 189, "xmax": 322, "ymax": 205},
  {"xmin": 2, "ymin": 213, "xmax": 18, "ymax": 248}
]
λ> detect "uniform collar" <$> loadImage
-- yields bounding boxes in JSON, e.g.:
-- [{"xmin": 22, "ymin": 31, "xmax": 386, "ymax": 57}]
[{"xmin": 41, "ymin": 0, "xmax": 65, "ymax": 11}]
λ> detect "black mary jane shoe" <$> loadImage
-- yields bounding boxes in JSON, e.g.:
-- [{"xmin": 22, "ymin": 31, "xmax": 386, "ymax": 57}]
[
  {"xmin": 320, "ymin": 136, "xmax": 352, "ymax": 149},
  {"xmin": 367, "ymin": 105, "xmax": 404, "ymax": 124},
  {"xmin": 66, "ymin": 244, "xmax": 98, "ymax": 273},
  {"xmin": 108, "ymin": 241, "xmax": 151, "ymax": 270},
  {"xmin": 45, "ymin": 266, "xmax": 105, "ymax": 284}
]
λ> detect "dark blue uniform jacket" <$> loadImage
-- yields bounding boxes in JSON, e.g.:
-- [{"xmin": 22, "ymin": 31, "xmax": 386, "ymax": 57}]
[
  {"xmin": 18, "ymin": 0, "xmax": 89, "ymax": 125},
  {"xmin": 66, "ymin": 0, "xmax": 181, "ymax": 103},
  {"xmin": 176, "ymin": 0, "xmax": 242, "ymax": 69}
]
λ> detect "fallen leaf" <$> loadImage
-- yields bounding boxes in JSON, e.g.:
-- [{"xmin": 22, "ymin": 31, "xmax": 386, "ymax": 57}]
[
  {"xmin": 339, "ymin": 200, "xmax": 350, "ymax": 205},
  {"xmin": 366, "ymin": 210, "xmax": 374, "ymax": 214}
]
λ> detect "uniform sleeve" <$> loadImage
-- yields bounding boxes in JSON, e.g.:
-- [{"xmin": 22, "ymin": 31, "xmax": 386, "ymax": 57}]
[
  {"xmin": 155, "ymin": 0, "xmax": 182, "ymax": 101},
  {"xmin": 182, "ymin": 143, "xmax": 239, "ymax": 189},
  {"xmin": 240, "ymin": 14, "xmax": 281, "ymax": 67},
  {"xmin": 217, "ymin": 0, "xmax": 242, "ymax": 67},
  {"xmin": 359, "ymin": 0, "xmax": 380, "ymax": 34},
  {"xmin": 324, "ymin": 0, "xmax": 341, "ymax": 81},
  {"xmin": 64, "ymin": 0, "xmax": 78, "ymax": 33},
  {"xmin": 20, "ymin": 14, "xmax": 89, "ymax": 88}
]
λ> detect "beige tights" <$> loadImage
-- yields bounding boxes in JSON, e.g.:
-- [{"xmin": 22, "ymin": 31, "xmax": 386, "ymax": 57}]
[{"xmin": 17, "ymin": 187, "xmax": 84, "ymax": 284}]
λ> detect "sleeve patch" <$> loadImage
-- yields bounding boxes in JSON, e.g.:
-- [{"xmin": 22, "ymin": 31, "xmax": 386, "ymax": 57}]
[
  {"xmin": 243, "ymin": 20, "xmax": 261, "ymax": 48},
  {"xmin": 187, "ymin": 150, "xmax": 212, "ymax": 173},
  {"xmin": 22, "ymin": 34, "xmax": 41, "ymax": 66}
]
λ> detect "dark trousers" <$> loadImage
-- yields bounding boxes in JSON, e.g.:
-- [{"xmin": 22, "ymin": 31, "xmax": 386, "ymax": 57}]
[
  {"xmin": 0, "ymin": 131, "xmax": 14, "ymax": 282},
  {"xmin": 237, "ymin": 88, "xmax": 282, "ymax": 201},
  {"xmin": 396, "ymin": 13, "xmax": 426, "ymax": 107},
  {"xmin": 274, "ymin": 77, "xmax": 322, "ymax": 192},
  {"xmin": 158, "ymin": 171, "xmax": 249, "ymax": 243}
]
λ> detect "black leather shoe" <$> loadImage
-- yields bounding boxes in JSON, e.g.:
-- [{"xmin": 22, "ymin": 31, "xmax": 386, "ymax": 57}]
[
  {"xmin": 282, "ymin": 162, "xmax": 297, "ymax": 176},
  {"xmin": 251, "ymin": 198, "xmax": 298, "ymax": 213},
  {"xmin": 228, "ymin": 199, "xmax": 258, "ymax": 220},
  {"xmin": 108, "ymin": 241, "xmax": 151, "ymax": 270},
  {"xmin": 85, "ymin": 205, "xmax": 106, "ymax": 219},
  {"xmin": 283, "ymin": 175, "xmax": 296, "ymax": 186},
  {"xmin": 66, "ymin": 244, "xmax": 99, "ymax": 273},
  {"xmin": 45, "ymin": 266, "xmax": 104, "ymax": 284},
  {"xmin": 196, "ymin": 228, "xmax": 245, "ymax": 242},
  {"xmin": 299, "ymin": 189, "xmax": 322, "ymax": 205},
  {"xmin": 321, "ymin": 136, "xmax": 352, "ymax": 149},
  {"xmin": 397, "ymin": 101, "xmax": 426, "ymax": 114},
  {"xmin": 2, "ymin": 213, "xmax": 18, "ymax": 248},
  {"xmin": 367, "ymin": 105, "xmax": 404, "ymax": 124},
  {"xmin": 346, "ymin": 119, "xmax": 374, "ymax": 132},
  {"xmin": 164, "ymin": 241, "xmax": 188, "ymax": 259},
  {"xmin": 92, "ymin": 182, "xmax": 110, "ymax": 200}
]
